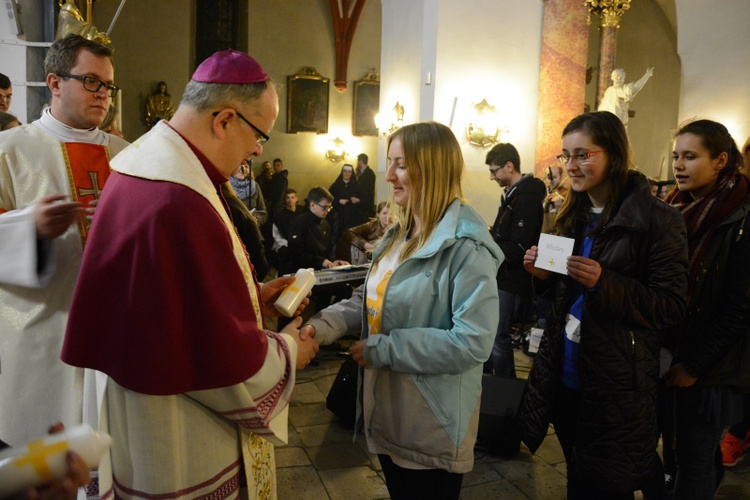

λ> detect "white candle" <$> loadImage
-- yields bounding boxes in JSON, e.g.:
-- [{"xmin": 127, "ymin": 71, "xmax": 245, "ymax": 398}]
[
  {"xmin": 275, "ymin": 268, "xmax": 316, "ymax": 317},
  {"xmin": 0, "ymin": 424, "xmax": 112, "ymax": 496}
]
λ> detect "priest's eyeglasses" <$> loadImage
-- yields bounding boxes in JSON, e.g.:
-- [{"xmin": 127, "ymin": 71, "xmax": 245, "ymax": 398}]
[
  {"xmin": 56, "ymin": 73, "xmax": 120, "ymax": 98},
  {"xmin": 213, "ymin": 110, "xmax": 270, "ymax": 146},
  {"xmin": 316, "ymin": 201, "xmax": 333, "ymax": 212},
  {"xmin": 556, "ymin": 150, "xmax": 606, "ymax": 165}
]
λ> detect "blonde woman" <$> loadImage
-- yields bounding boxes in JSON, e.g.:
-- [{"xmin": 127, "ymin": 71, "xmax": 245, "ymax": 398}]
[{"xmin": 302, "ymin": 121, "xmax": 502, "ymax": 499}]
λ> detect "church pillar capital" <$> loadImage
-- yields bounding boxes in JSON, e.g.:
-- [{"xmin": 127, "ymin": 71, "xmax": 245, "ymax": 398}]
[
  {"xmin": 585, "ymin": 0, "xmax": 632, "ymax": 29},
  {"xmin": 586, "ymin": 1, "xmax": 632, "ymax": 104}
]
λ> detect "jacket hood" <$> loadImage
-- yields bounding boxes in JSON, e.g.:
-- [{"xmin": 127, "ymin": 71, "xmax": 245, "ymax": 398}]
[
  {"xmin": 606, "ymin": 171, "xmax": 653, "ymax": 232},
  {"xmin": 510, "ymin": 174, "xmax": 547, "ymax": 202},
  {"xmin": 380, "ymin": 199, "xmax": 504, "ymax": 267}
]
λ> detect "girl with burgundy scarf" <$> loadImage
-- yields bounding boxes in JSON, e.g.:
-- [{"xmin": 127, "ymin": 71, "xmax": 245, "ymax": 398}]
[{"xmin": 664, "ymin": 119, "xmax": 750, "ymax": 498}]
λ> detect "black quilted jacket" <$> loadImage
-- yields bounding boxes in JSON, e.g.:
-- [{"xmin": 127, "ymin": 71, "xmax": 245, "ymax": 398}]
[
  {"xmin": 519, "ymin": 172, "xmax": 688, "ymax": 492},
  {"xmin": 676, "ymin": 201, "xmax": 750, "ymax": 389}
]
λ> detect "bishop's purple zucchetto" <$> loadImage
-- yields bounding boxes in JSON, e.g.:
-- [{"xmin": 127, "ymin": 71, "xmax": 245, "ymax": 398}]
[{"xmin": 192, "ymin": 49, "xmax": 269, "ymax": 84}]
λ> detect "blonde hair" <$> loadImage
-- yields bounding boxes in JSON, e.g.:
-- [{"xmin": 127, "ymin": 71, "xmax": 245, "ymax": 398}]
[{"xmin": 376, "ymin": 121, "xmax": 465, "ymax": 265}]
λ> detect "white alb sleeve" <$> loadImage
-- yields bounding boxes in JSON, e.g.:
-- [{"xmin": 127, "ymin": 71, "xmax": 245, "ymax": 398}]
[{"xmin": 0, "ymin": 203, "xmax": 56, "ymax": 287}]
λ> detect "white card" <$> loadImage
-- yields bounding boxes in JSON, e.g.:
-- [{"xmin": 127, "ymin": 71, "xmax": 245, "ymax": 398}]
[
  {"xmin": 535, "ymin": 233, "xmax": 575, "ymax": 275},
  {"xmin": 527, "ymin": 327, "xmax": 544, "ymax": 354}
]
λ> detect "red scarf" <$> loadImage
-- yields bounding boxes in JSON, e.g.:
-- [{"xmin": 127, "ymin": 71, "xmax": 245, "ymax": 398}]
[{"xmin": 666, "ymin": 172, "xmax": 750, "ymax": 294}]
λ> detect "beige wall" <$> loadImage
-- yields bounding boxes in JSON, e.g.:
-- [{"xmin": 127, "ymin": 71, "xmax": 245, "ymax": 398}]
[
  {"xmin": 676, "ymin": 0, "xmax": 750, "ymax": 144},
  {"xmin": 94, "ymin": 0, "xmax": 195, "ymax": 143},
  {"xmin": 247, "ymin": 0, "xmax": 382, "ymax": 203},
  {"xmin": 379, "ymin": 0, "xmax": 545, "ymax": 225}
]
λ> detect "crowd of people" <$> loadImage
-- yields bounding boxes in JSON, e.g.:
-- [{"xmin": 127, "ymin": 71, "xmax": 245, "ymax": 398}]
[
  {"xmin": 2, "ymin": 34, "xmax": 750, "ymax": 500},
  {"xmin": 223, "ymin": 151, "xmax": 381, "ymax": 282}
]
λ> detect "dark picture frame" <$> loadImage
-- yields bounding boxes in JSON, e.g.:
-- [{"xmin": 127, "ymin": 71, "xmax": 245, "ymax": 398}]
[
  {"xmin": 352, "ymin": 72, "xmax": 380, "ymax": 136},
  {"xmin": 287, "ymin": 67, "xmax": 329, "ymax": 134}
]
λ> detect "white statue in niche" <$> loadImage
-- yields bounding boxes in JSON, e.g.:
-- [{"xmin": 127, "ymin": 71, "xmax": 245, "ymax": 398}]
[{"xmin": 598, "ymin": 67, "xmax": 654, "ymax": 127}]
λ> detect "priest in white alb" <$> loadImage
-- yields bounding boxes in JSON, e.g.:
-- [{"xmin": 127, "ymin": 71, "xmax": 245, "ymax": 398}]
[{"xmin": 0, "ymin": 34, "xmax": 127, "ymax": 448}]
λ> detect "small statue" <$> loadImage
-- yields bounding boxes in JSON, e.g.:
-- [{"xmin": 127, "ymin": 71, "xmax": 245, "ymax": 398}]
[
  {"xmin": 56, "ymin": 0, "xmax": 111, "ymax": 44},
  {"xmin": 145, "ymin": 81, "xmax": 175, "ymax": 127},
  {"xmin": 598, "ymin": 67, "xmax": 654, "ymax": 127}
]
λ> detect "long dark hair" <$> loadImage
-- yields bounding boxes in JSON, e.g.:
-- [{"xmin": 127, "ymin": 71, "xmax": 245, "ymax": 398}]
[
  {"xmin": 675, "ymin": 120, "xmax": 745, "ymax": 178},
  {"xmin": 554, "ymin": 111, "xmax": 631, "ymax": 237}
]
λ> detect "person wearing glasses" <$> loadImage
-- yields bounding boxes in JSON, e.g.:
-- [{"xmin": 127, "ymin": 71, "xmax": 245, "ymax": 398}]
[
  {"xmin": 62, "ymin": 49, "xmax": 318, "ymax": 498},
  {"xmin": 520, "ymin": 111, "xmax": 688, "ymax": 498},
  {"xmin": 282, "ymin": 186, "xmax": 350, "ymax": 314},
  {"xmin": 485, "ymin": 142, "xmax": 546, "ymax": 379},
  {"xmin": 0, "ymin": 34, "xmax": 128, "ymax": 452},
  {"xmin": 285, "ymin": 186, "xmax": 349, "ymax": 273}
]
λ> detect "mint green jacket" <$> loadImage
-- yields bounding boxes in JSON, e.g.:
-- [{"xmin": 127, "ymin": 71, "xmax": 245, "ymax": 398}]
[{"xmin": 309, "ymin": 199, "xmax": 503, "ymax": 472}]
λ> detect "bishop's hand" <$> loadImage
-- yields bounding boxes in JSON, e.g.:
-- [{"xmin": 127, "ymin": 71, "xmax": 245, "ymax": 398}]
[
  {"xmin": 261, "ymin": 276, "xmax": 310, "ymax": 317},
  {"xmin": 281, "ymin": 317, "xmax": 319, "ymax": 369}
]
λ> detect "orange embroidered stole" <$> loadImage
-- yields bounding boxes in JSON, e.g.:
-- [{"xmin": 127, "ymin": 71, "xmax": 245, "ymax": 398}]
[{"xmin": 61, "ymin": 142, "xmax": 112, "ymax": 246}]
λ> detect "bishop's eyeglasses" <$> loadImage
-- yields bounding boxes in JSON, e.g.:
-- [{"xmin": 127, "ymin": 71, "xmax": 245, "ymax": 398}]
[{"xmin": 212, "ymin": 110, "xmax": 270, "ymax": 147}]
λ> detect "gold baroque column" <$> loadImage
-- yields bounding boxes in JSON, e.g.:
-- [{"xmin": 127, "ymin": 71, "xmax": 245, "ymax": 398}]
[
  {"xmin": 586, "ymin": 0, "xmax": 632, "ymax": 105},
  {"xmin": 534, "ymin": 0, "xmax": 589, "ymax": 178}
]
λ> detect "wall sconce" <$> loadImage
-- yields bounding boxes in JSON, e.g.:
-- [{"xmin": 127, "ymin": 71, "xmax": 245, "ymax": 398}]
[
  {"xmin": 325, "ymin": 136, "xmax": 347, "ymax": 162},
  {"xmin": 466, "ymin": 99, "xmax": 502, "ymax": 147},
  {"xmin": 374, "ymin": 102, "xmax": 405, "ymax": 137}
]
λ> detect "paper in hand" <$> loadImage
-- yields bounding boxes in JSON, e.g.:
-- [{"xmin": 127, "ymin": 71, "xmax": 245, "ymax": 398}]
[{"xmin": 535, "ymin": 233, "xmax": 575, "ymax": 275}]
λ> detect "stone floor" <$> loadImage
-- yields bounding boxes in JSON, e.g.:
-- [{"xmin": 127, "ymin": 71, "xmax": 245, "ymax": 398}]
[{"xmin": 276, "ymin": 340, "xmax": 750, "ymax": 499}]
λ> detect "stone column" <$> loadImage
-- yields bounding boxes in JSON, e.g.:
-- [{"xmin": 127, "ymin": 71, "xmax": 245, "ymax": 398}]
[
  {"xmin": 586, "ymin": 1, "xmax": 632, "ymax": 106},
  {"xmin": 534, "ymin": 0, "xmax": 589, "ymax": 178},
  {"xmin": 597, "ymin": 25, "xmax": 617, "ymax": 105}
]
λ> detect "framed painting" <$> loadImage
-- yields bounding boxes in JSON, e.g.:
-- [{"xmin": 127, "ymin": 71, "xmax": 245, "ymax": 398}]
[
  {"xmin": 352, "ymin": 72, "xmax": 380, "ymax": 136},
  {"xmin": 287, "ymin": 67, "xmax": 329, "ymax": 134}
]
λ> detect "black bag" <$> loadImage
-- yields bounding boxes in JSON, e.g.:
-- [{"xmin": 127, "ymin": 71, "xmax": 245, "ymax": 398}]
[
  {"xmin": 476, "ymin": 375, "xmax": 527, "ymax": 457},
  {"xmin": 326, "ymin": 356, "xmax": 358, "ymax": 427}
]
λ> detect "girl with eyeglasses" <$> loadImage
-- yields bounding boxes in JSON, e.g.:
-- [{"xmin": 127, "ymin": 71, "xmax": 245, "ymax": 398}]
[
  {"xmin": 520, "ymin": 111, "xmax": 689, "ymax": 498},
  {"xmin": 664, "ymin": 120, "xmax": 750, "ymax": 498}
]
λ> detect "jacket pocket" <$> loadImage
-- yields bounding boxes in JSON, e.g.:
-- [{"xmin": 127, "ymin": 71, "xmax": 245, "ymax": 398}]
[
  {"xmin": 414, "ymin": 374, "xmax": 453, "ymax": 427},
  {"xmin": 370, "ymin": 369, "xmax": 454, "ymax": 459}
]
